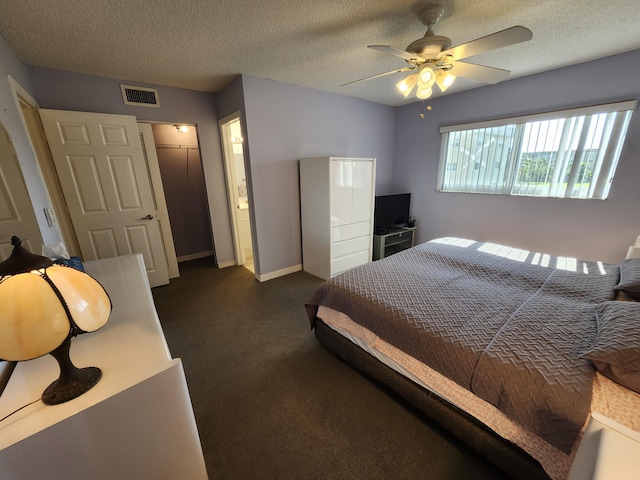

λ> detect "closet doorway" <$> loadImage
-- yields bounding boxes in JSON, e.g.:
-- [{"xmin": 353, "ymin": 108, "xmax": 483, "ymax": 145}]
[
  {"xmin": 219, "ymin": 113, "xmax": 254, "ymax": 273},
  {"xmin": 149, "ymin": 123, "xmax": 214, "ymax": 264}
]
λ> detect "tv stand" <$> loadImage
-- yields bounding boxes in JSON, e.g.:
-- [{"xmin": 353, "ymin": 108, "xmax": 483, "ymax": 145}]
[{"xmin": 373, "ymin": 226, "xmax": 417, "ymax": 260}]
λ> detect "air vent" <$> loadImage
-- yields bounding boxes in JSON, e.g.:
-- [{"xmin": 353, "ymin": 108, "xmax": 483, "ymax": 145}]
[{"xmin": 120, "ymin": 85, "xmax": 160, "ymax": 107}]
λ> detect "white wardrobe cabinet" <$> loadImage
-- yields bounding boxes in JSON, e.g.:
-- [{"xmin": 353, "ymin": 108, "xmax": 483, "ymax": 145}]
[{"xmin": 300, "ymin": 157, "xmax": 376, "ymax": 280}]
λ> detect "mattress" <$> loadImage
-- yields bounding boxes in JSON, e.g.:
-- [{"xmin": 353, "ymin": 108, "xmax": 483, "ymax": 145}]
[
  {"xmin": 306, "ymin": 238, "xmax": 619, "ymax": 451},
  {"xmin": 316, "ymin": 305, "xmax": 640, "ymax": 480},
  {"xmin": 305, "ymin": 237, "xmax": 640, "ymax": 479}
]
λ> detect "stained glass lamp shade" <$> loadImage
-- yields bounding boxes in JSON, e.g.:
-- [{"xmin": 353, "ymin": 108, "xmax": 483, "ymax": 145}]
[{"xmin": 0, "ymin": 236, "xmax": 111, "ymax": 405}]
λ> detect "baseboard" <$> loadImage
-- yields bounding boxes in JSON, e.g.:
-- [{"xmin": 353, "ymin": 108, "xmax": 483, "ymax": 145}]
[
  {"xmin": 217, "ymin": 260, "xmax": 237, "ymax": 268},
  {"xmin": 177, "ymin": 251, "xmax": 215, "ymax": 263},
  {"xmin": 256, "ymin": 264, "xmax": 302, "ymax": 282}
]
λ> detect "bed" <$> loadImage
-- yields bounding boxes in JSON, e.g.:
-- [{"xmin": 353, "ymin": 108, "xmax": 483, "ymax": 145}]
[{"xmin": 305, "ymin": 237, "xmax": 640, "ymax": 480}]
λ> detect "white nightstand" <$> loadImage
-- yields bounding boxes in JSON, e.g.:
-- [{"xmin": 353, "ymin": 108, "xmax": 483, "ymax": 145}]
[{"xmin": 568, "ymin": 413, "xmax": 640, "ymax": 480}]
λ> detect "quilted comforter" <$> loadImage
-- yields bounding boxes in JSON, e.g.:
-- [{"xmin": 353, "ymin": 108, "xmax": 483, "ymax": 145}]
[{"xmin": 305, "ymin": 238, "xmax": 619, "ymax": 452}]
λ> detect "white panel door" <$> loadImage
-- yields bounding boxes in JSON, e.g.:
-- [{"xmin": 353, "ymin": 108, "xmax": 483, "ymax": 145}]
[
  {"xmin": 39, "ymin": 109, "xmax": 169, "ymax": 287},
  {"xmin": 0, "ymin": 124, "xmax": 43, "ymax": 259},
  {"xmin": 137, "ymin": 123, "xmax": 179, "ymax": 279}
]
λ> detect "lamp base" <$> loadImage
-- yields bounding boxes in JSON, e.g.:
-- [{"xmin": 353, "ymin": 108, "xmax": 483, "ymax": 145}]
[
  {"xmin": 41, "ymin": 336, "xmax": 102, "ymax": 405},
  {"xmin": 42, "ymin": 366, "xmax": 102, "ymax": 405}
]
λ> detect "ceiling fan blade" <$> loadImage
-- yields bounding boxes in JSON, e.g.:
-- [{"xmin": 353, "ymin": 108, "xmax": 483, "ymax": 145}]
[
  {"xmin": 450, "ymin": 61, "xmax": 511, "ymax": 84},
  {"xmin": 440, "ymin": 26, "xmax": 533, "ymax": 61},
  {"xmin": 340, "ymin": 66, "xmax": 415, "ymax": 87},
  {"xmin": 368, "ymin": 45, "xmax": 422, "ymax": 62}
]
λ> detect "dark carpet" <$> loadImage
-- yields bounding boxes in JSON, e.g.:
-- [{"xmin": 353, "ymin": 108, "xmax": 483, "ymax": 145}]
[{"xmin": 152, "ymin": 258, "xmax": 510, "ymax": 479}]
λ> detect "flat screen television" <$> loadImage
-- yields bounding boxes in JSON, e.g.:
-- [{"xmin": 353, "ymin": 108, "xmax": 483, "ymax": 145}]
[{"xmin": 374, "ymin": 193, "xmax": 411, "ymax": 233}]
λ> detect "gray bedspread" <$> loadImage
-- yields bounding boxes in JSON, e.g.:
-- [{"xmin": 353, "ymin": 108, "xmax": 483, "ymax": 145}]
[{"xmin": 305, "ymin": 238, "xmax": 619, "ymax": 453}]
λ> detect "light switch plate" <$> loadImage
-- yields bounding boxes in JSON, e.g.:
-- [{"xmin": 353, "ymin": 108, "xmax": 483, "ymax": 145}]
[{"xmin": 43, "ymin": 208, "xmax": 56, "ymax": 227}]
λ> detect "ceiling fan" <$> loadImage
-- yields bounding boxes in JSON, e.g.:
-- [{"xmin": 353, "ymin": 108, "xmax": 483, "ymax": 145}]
[{"xmin": 343, "ymin": 4, "xmax": 533, "ymax": 100}]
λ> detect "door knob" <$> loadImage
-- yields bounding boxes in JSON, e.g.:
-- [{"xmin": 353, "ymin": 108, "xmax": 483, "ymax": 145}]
[{"xmin": 140, "ymin": 214, "xmax": 154, "ymax": 220}]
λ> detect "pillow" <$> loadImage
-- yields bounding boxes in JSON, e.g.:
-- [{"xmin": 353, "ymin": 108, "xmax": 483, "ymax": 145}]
[
  {"xmin": 615, "ymin": 258, "xmax": 640, "ymax": 300},
  {"xmin": 581, "ymin": 301, "xmax": 640, "ymax": 393}
]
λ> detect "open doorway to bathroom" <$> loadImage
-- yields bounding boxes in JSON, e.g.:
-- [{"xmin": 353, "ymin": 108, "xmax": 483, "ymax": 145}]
[{"xmin": 219, "ymin": 113, "xmax": 254, "ymax": 274}]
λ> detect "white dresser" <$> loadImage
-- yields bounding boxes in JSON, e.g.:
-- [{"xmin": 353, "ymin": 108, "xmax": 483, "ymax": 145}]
[
  {"xmin": 300, "ymin": 156, "xmax": 376, "ymax": 280},
  {"xmin": 0, "ymin": 254, "xmax": 208, "ymax": 480}
]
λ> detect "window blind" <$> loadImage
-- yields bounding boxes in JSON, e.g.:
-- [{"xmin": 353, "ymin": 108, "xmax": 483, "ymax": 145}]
[{"xmin": 437, "ymin": 100, "xmax": 636, "ymax": 199}]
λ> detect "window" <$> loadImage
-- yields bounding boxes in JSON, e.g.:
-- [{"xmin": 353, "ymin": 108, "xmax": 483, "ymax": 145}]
[{"xmin": 437, "ymin": 101, "xmax": 636, "ymax": 199}]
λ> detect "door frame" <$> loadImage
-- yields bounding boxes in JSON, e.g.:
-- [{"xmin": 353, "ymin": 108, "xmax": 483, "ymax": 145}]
[
  {"xmin": 219, "ymin": 111, "xmax": 252, "ymax": 268},
  {"xmin": 8, "ymin": 76, "xmax": 81, "ymax": 256}
]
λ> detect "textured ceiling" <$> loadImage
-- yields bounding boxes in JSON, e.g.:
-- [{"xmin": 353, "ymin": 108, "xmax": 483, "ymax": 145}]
[{"xmin": 1, "ymin": 0, "xmax": 640, "ymax": 106}]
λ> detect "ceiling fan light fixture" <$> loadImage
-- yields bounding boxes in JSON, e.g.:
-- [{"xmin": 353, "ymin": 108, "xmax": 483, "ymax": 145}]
[
  {"xmin": 396, "ymin": 74, "xmax": 418, "ymax": 97},
  {"xmin": 416, "ymin": 86, "xmax": 433, "ymax": 100},
  {"xmin": 436, "ymin": 70, "xmax": 456, "ymax": 92},
  {"xmin": 347, "ymin": 6, "xmax": 532, "ymax": 102},
  {"xmin": 417, "ymin": 64, "xmax": 436, "ymax": 88}
]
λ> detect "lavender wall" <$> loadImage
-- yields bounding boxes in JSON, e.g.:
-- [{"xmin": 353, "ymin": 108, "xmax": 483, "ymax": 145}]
[
  {"xmin": 214, "ymin": 77, "xmax": 255, "ymax": 270},
  {"xmin": 240, "ymin": 76, "xmax": 396, "ymax": 276},
  {"xmin": 12, "ymin": 34, "xmax": 636, "ymax": 275},
  {"xmin": 216, "ymin": 75, "xmax": 245, "ymax": 121},
  {"xmin": 13, "ymin": 63, "xmax": 398, "ymax": 278},
  {"xmin": 26, "ymin": 67, "xmax": 234, "ymax": 266},
  {"xmin": 392, "ymin": 49, "xmax": 640, "ymax": 264},
  {"xmin": 0, "ymin": 36, "xmax": 61, "ymax": 246}
]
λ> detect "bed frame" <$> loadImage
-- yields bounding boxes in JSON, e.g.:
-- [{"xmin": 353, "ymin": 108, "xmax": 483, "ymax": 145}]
[{"xmin": 314, "ymin": 318, "xmax": 552, "ymax": 480}]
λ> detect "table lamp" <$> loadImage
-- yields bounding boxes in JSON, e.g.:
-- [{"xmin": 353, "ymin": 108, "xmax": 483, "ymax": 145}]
[{"xmin": 0, "ymin": 236, "xmax": 111, "ymax": 405}]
